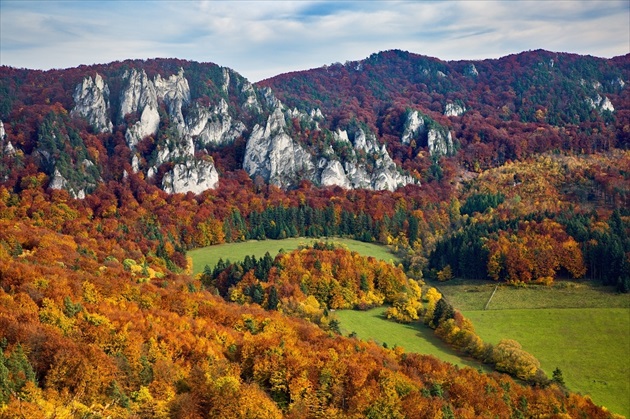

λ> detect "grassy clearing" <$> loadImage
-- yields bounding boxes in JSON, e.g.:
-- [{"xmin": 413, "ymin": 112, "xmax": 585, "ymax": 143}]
[
  {"xmin": 335, "ymin": 306, "xmax": 489, "ymax": 371},
  {"xmin": 464, "ymin": 308, "xmax": 630, "ymax": 418},
  {"xmin": 435, "ymin": 278, "xmax": 630, "ymax": 311},
  {"xmin": 188, "ymin": 237, "xmax": 399, "ymax": 275},
  {"xmin": 434, "ymin": 279, "xmax": 630, "ymax": 417}
]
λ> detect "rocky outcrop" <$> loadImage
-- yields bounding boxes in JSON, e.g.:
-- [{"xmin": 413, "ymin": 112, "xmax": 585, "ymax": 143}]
[
  {"xmin": 319, "ymin": 159, "xmax": 351, "ymax": 189},
  {"xmin": 401, "ymin": 111, "xmax": 425, "ymax": 145},
  {"xmin": 339, "ymin": 127, "xmax": 415, "ymax": 191},
  {"xmin": 48, "ymin": 169, "xmax": 86, "ymax": 199},
  {"xmin": 428, "ymin": 128, "xmax": 454, "ymax": 157},
  {"xmin": 154, "ymin": 68, "xmax": 191, "ymax": 127},
  {"xmin": 119, "ymin": 67, "xmax": 192, "ymax": 148},
  {"xmin": 241, "ymin": 80, "xmax": 261, "ymax": 112},
  {"xmin": 71, "ymin": 73, "xmax": 113, "ymax": 133},
  {"xmin": 401, "ymin": 110, "xmax": 454, "ymax": 157},
  {"xmin": 162, "ymin": 158, "xmax": 219, "ymax": 194},
  {"xmin": 586, "ymin": 94, "xmax": 615, "ymax": 113},
  {"xmin": 243, "ymin": 106, "xmax": 315, "ymax": 188},
  {"xmin": 243, "ymin": 99, "xmax": 415, "ymax": 191},
  {"xmin": 114, "ymin": 67, "xmax": 223, "ymax": 194},
  {"xmin": 186, "ymin": 100, "xmax": 245, "ymax": 146},
  {"xmin": 444, "ymin": 102, "xmax": 466, "ymax": 117},
  {"xmin": 465, "ymin": 64, "xmax": 479, "ymax": 77},
  {"xmin": 120, "ymin": 69, "xmax": 160, "ymax": 148},
  {"xmin": 0, "ymin": 120, "xmax": 15, "ymax": 161},
  {"xmin": 222, "ymin": 68, "xmax": 230, "ymax": 93}
]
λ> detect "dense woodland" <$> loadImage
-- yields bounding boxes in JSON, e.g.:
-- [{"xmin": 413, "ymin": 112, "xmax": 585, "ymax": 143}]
[{"xmin": 0, "ymin": 50, "xmax": 629, "ymax": 417}]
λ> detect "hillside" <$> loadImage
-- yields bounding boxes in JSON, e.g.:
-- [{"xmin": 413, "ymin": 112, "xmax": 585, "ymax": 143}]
[{"xmin": 0, "ymin": 50, "xmax": 629, "ymax": 417}]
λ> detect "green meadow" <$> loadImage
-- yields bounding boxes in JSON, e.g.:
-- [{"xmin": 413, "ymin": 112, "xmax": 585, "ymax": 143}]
[
  {"xmin": 335, "ymin": 306, "xmax": 489, "ymax": 371},
  {"xmin": 464, "ymin": 307, "xmax": 629, "ymax": 418},
  {"xmin": 188, "ymin": 237, "xmax": 399, "ymax": 275},
  {"xmin": 437, "ymin": 279, "xmax": 630, "ymax": 418}
]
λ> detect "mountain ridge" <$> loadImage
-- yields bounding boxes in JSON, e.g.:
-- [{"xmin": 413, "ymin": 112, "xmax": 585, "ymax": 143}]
[{"xmin": 0, "ymin": 49, "xmax": 627, "ymax": 197}]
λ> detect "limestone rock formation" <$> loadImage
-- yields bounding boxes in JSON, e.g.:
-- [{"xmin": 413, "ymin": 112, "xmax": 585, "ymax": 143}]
[
  {"xmin": 71, "ymin": 73, "xmax": 113, "ymax": 133},
  {"xmin": 243, "ymin": 106, "xmax": 315, "ymax": 189},
  {"xmin": 586, "ymin": 94, "xmax": 615, "ymax": 113},
  {"xmin": 120, "ymin": 69, "xmax": 160, "ymax": 148},
  {"xmin": 0, "ymin": 120, "xmax": 15, "ymax": 160},
  {"xmin": 154, "ymin": 67, "xmax": 191, "ymax": 127},
  {"xmin": 401, "ymin": 110, "xmax": 454, "ymax": 157},
  {"xmin": 162, "ymin": 158, "xmax": 219, "ymax": 194},
  {"xmin": 444, "ymin": 102, "xmax": 466, "ymax": 117},
  {"xmin": 186, "ymin": 100, "xmax": 245, "ymax": 146}
]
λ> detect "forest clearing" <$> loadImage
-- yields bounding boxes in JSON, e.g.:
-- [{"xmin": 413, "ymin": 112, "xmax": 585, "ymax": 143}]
[{"xmin": 188, "ymin": 237, "xmax": 399, "ymax": 275}]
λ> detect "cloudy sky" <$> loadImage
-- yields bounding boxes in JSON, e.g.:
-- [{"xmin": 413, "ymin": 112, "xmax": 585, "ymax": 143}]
[{"xmin": 1, "ymin": 0, "xmax": 628, "ymax": 82}]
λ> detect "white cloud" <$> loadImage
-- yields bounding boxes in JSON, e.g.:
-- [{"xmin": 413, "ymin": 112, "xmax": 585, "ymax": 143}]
[{"xmin": 1, "ymin": 0, "xmax": 627, "ymax": 81}]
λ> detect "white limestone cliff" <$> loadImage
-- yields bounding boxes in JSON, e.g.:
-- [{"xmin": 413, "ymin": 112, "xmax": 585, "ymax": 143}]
[
  {"xmin": 120, "ymin": 69, "xmax": 160, "ymax": 148},
  {"xmin": 71, "ymin": 73, "xmax": 113, "ymax": 133},
  {"xmin": 162, "ymin": 158, "xmax": 219, "ymax": 194},
  {"xmin": 428, "ymin": 128, "xmax": 454, "ymax": 157},
  {"xmin": 186, "ymin": 100, "xmax": 245, "ymax": 146},
  {"xmin": 222, "ymin": 68, "xmax": 231, "ymax": 93},
  {"xmin": 319, "ymin": 159, "xmax": 351, "ymax": 189},
  {"xmin": 586, "ymin": 94, "xmax": 615, "ymax": 113},
  {"xmin": 49, "ymin": 169, "xmax": 87, "ymax": 199},
  {"xmin": 0, "ymin": 120, "xmax": 14, "ymax": 155},
  {"xmin": 243, "ymin": 106, "xmax": 315, "ymax": 189},
  {"xmin": 154, "ymin": 68, "xmax": 191, "ymax": 128},
  {"xmin": 401, "ymin": 110, "xmax": 454, "ymax": 157},
  {"xmin": 444, "ymin": 102, "xmax": 466, "ymax": 117},
  {"xmin": 401, "ymin": 110, "xmax": 425, "ymax": 144},
  {"xmin": 241, "ymin": 80, "xmax": 261, "ymax": 111},
  {"xmin": 465, "ymin": 64, "xmax": 479, "ymax": 77}
]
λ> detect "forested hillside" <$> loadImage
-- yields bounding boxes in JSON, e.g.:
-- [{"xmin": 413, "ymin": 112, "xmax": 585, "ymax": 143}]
[{"xmin": 0, "ymin": 49, "xmax": 628, "ymax": 416}]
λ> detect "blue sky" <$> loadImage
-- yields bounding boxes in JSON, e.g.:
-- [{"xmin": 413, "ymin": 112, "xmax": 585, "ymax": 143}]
[{"xmin": 1, "ymin": 0, "xmax": 628, "ymax": 82}]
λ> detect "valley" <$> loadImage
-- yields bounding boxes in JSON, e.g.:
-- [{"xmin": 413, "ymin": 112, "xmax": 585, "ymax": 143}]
[{"xmin": 0, "ymin": 49, "xmax": 628, "ymax": 417}]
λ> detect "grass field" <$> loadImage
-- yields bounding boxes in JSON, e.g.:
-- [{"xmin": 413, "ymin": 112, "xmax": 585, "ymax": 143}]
[
  {"xmin": 188, "ymin": 237, "xmax": 399, "ymax": 275},
  {"xmin": 335, "ymin": 306, "xmax": 489, "ymax": 371},
  {"xmin": 434, "ymin": 279, "xmax": 630, "ymax": 417},
  {"xmin": 435, "ymin": 278, "xmax": 630, "ymax": 310},
  {"xmin": 464, "ymin": 308, "xmax": 630, "ymax": 418}
]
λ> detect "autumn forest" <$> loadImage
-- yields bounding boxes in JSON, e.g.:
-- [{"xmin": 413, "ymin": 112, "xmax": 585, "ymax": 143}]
[{"xmin": 0, "ymin": 49, "xmax": 628, "ymax": 417}]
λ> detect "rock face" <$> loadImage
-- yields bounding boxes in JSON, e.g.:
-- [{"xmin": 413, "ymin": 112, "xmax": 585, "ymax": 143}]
[
  {"xmin": 465, "ymin": 64, "xmax": 479, "ymax": 77},
  {"xmin": 244, "ymin": 106, "xmax": 315, "ymax": 189},
  {"xmin": 428, "ymin": 128, "xmax": 454, "ymax": 157},
  {"xmin": 154, "ymin": 68, "xmax": 191, "ymax": 127},
  {"xmin": 0, "ymin": 120, "xmax": 15, "ymax": 158},
  {"xmin": 401, "ymin": 110, "xmax": 454, "ymax": 157},
  {"xmin": 586, "ymin": 94, "xmax": 615, "ymax": 112},
  {"xmin": 120, "ymin": 69, "xmax": 161, "ymax": 148},
  {"xmin": 401, "ymin": 111, "xmax": 425, "ymax": 144},
  {"xmin": 67, "ymin": 63, "xmax": 416, "ymax": 195},
  {"xmin": 243, "ymin": 97, "xmax": 416, "ymax": 191},
  {"xmin": 112, "ymin": 67, "xmax": 224, "ymax": 194},
  {"xmin": 71, "ymin": 73, "xmax": 113, "ymax": 133},
  {"xmin": 444, "ymin": 102, "xmax": 466, "ymax": 117},
  {"xmin": 336, "ymin": 127, "xmax": 415, "ymax": 191},
  {"xmin": 186, "ymin": 100, "xmax": 245, "ymax": 146},
  {"xmin": 162, "ymin": 158, "xmax": 219, "ymax": 194}
]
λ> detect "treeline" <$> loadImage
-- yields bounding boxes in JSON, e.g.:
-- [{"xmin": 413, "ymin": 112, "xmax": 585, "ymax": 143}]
[{"xmin": 224, "ymin": 204, "xmax": 418, "ymax": 244}]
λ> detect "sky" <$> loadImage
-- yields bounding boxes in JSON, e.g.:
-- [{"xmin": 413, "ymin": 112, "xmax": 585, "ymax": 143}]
[{"xmin": 1, "ymin": 0, "xmax": 628, "ymax": 82}]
